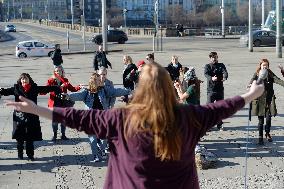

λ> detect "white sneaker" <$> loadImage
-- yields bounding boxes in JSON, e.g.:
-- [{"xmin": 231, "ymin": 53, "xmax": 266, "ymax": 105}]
[{"xmin": 91, "ymin": 156, "xmax": 100, "ymax": 163}]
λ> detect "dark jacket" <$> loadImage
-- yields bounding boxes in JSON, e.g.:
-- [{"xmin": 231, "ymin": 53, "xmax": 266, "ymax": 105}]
[
  {"xmin": 0, "ymin": 83, "xmax": 60, "ymax": 141},
  {"xmin": 51, "ymin": 49, "xmax": 63, "ymax": 66},
  {"xmin": 123, "ymin": 63, "xmax": 138, "ymax": 90},
  {"xmin": 250, "ymin": 71, "xmax": 284, "ymax": 116},
  {"xmin": 93, "ymin": 51, "xmax": 112, "ymax": 70},
  {"xmin": 166, "ymin": 62, "xmax": 182, "ymax": 81},
  {"xmin": 53, "ymin": 96, "xmax": 244, "ymax": 189},
  {"xmin": 204, "ymin": 62, "xmax": 228, "ymax": 93}
]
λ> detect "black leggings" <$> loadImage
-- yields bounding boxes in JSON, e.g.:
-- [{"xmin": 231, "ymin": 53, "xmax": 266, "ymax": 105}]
[
  {"xmin": 17, "ymin": 139, "xmax": 34, "ymax": 158},
  {"xmin": 258, "ymin": 114, "xmax": 272, "ymax": 137}
]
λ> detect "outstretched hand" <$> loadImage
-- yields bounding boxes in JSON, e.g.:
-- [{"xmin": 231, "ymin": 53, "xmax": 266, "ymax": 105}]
[{"xmin": 5, "ymin": 96, "xmax": 36, "ymax": 114}]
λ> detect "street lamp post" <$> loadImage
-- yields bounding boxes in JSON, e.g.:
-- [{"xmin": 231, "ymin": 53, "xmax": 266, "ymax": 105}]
[
  {"xmin": 221, "ymin": 0, "xmax": 225, "ymax": 38},
  {"xmin": 248, "ymin": 0, "xmax": 253, "ymax": 52},
  {"xmin": 71, "ymin": 0, "xmax": 74, "ymax": 29},
  {"xmin": 276, "ymin": 0, "xmax": 282, "ymax": 58},
  {"xmin": 32, "ymin": 1, "xmax": 34, "ymax": 20},
  {"xmin": 102, "ymin": 0, "xmax": 107, "ymax": 52},
  {"xmin": 123, "ymin": 8, "xmax": 127, "ymax": 28}
]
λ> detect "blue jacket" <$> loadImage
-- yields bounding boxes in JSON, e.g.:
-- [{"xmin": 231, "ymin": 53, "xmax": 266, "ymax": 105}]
[{"xmin": 68, "ymin": 80, "xmax": 130, "ymax": 110}]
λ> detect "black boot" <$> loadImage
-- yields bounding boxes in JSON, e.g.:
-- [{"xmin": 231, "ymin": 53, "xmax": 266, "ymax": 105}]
[
  {"xmin": 265, "ymin": 133, "xmax": 273, "ymax": 142},
  {"xmin": 52, "ymin": 133, "xmax": 57, "ymax": 142},
  {"xmin": 258, "ymin": 137, "xmax": 264, "ymax": 145},
  {"xmin": 18, "ymin": 151, "xmax": 23, "ymax": 160}
]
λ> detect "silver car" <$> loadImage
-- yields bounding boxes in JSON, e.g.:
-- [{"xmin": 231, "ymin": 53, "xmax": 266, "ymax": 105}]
[
  {"xmin": 240, "ymin": 30, "xmax": 284, "ymax": 47},
  {"xmin": 5, "ymin": 25, "xmax": 16, "ymax": 32}
]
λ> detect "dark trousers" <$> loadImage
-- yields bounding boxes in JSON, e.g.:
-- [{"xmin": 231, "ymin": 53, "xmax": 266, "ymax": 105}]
[
  {"xmin": 52, "ymin": 122, "xmax": 66, "ymax": 136},
  {"xmin": 258, "ymin": 114, "xmax": 272, "ymax": 138},
  {"xmin": 207, "ymin": 91, "xmax": 224, "ymax": 127},
  {"xmin": 17, "ymin": 139, "xmax": 34, "ymax": 158}
]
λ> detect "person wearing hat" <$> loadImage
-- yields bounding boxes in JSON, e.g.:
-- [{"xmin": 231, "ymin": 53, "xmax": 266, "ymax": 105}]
[
  {"xmin": 204, "ymin": 52, "xmax": 228, "ymax": 131},
  {"xmin": 174, "ymin": 67, "xmax": 201, "ymax": 105}
]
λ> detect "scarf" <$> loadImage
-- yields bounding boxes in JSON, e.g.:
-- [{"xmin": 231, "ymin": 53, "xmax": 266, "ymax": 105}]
[{"xmin": 22, "ymin": 83, "xmax": 31, "ymax": 93}]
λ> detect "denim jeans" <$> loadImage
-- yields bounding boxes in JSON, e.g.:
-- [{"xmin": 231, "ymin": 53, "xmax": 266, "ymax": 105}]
[
  {"xmin": 88, "ymin": 135, "xmax": 107, "ymax": 159},
  {"xmin": 52, "ymin": 122, "xmax": 66, "ymax": 136}
]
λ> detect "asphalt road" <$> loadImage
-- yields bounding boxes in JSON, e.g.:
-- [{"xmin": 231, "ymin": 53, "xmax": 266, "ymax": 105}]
[{"xmin": 0, "ymin": 21, "xmax": 243, "ymax": 56}]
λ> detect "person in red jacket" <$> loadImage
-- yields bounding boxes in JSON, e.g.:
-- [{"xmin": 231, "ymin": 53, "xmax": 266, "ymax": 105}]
[{"xmin": 45, "ymin": 66, "xmax": 81, "ymax": 141}]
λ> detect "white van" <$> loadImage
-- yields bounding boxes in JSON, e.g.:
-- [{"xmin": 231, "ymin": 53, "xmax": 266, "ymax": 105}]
[{"xmin": 16, "ymin": 40, "xmax": 55, "ymax": 58}]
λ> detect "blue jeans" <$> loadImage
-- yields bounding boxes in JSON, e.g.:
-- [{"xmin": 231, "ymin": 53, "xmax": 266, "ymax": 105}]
[
  {"xmin": 52, "ymin": 122, "xmax": 66, "ymax": 136},
  {"xmin": 88, "ymin": 135, "xmax": 107, "ymax": 159}
]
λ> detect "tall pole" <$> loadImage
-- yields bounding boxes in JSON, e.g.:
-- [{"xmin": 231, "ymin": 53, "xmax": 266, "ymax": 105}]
[
  {"xmin": 71, "ymin": 0, "xmax": 74, "ymax": 29},
  {"xmin": 20, "ymin": 3, "xmax": 23, "ymax": 21},
  {"xmin": 32, "ymin": 1, "xmax": 34, "ymax": 20},
  {"xmin": 13, "ymin": 0, "xmax": 15, "ymax": 19},
  {"xmin": 82, "ymin": 0, "xmax": 86, "ymax": 51},
  {"xmin": 221, "ymin": 0, "xmax": 225, "ymax": 38},
  {"xmin": 276, "ymin": 0, "xmax": 282, "ymax": 58},
  {"xmin": 123, "ymin": 9, "xmax": 127, "ymax": 28},
  {"xmin": 102, "ymin": 0, "xmax": 107, "ymax": 52},
  {"xmin": 261, "ymin": 0, "xmax": 265, "ymax": 28},
  {"xmin": 248, "ymin": 0, "xmax": 253, "ymax": 52},
  {"xmin": 46, "ymin": 0, "xmax": 50, "ymax": 20},
  {"xmin": 155, "ymin": 0, "xmax": 159, "ymax": 51},
  {"xmin": 7, "ymin": 0, "xmax": 10, "ymax": 21}
]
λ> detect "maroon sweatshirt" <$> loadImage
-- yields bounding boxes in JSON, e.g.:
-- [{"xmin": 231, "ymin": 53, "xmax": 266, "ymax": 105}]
[{"xmin": 53, "ymin": 96, "xmax": 245, "ymax": 189}]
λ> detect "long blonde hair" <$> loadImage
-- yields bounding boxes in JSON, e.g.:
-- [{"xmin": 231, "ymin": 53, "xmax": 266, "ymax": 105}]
[
  {"xmin": 124, "ymin": 62, "xmax": 181, "ymax": 161},
  {"xmin": 88, "ymin": 73, "xmax": 100, "ymax": 93}
]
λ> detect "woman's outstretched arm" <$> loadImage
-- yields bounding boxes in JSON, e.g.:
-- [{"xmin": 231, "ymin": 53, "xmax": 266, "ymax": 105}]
[{"xmin": 5, "ymin": 96, "xmax": 53, "ymax": 120}]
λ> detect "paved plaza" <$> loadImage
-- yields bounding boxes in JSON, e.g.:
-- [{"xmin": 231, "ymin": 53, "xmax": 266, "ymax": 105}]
[{"xmin": 0, "ymin": 36, "xmax": 284, "ymax": 188}]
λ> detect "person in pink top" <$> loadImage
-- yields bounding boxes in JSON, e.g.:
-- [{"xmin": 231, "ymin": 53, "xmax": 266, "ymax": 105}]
[{"xmin": 6, "ymin": 62, "xmax": 264, "ymax": 189}]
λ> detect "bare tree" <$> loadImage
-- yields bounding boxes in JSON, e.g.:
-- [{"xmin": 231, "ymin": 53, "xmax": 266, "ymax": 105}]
[
  {"xmin": 166, "ymin": 5, "xmax": 186, "ymax": 25},
  {"xmin": 236, "ymin": 4, "xmax": 248, "ymax": 25},
  {"xmin": 203, "ymin": 6, "xmax": 220, "ymax": 26}
]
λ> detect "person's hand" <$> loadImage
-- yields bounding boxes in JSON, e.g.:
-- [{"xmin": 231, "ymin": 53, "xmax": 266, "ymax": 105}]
[
  {"xmin": 241, "ymin": 80, "xmax": 264, "ymax": 104},
  {"xmin": 5, "ymin": 96, "xmax": 36, "ymax": 114},
  {"xmin": 212, "ymin": 75, "xmax": 218, "ymax": 81},
  {"xmin": 174, "ymin": 81, "xmax": 180, "ymax": 89}
]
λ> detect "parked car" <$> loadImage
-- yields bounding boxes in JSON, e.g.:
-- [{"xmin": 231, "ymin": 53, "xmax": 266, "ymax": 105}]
[
  {"xmin": 5, "ymin": 24, "xmax": 16, "ymax": 32},
  {"xmin": 91, "ymin": 30, "xmax": 128, "ymax": 44},
  {"xmin": 16, "ymin": 40, "xmax": 55, "ymax": 58},
  {"xmin": 239, "ymin": 30, "xmax": 284, "ymax": 47}
]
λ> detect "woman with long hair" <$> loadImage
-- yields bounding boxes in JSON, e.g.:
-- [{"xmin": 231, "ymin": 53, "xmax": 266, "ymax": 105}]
[
  {"xmin": 0, "ymin": 73, "xmax": 60, "ymax": 160},
  {"xmin": 249, "ymin": 58, "xmax": 284, "ymax": 145},
  {"xmin": 67, "ymin": 72, "xmax": 130, "ymax": 162},
  {"xmin": 6, "ymin": 63, "xmax": 264, "ymax": 188}
]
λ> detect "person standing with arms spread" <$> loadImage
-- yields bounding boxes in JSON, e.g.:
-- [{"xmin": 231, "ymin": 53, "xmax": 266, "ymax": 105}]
[
  {"xmin": 0, "ymin": 73, "xmax": 60, "ymax": 160},
  {"xmin": 45, "ymin": 66, "xmax": 81, "ymax": 141},
  {"xmin": 93, "ymin": 45, "xmax": 112, "ymax": 72},
  {"xmin": 51, "ymin": 44, "xmax": 63, "ymax": 68},
  {"xmin": 204, "ymin": 52, "xmax": 228, "ymax": 131},
  {"xmin": 6, "ymin": 62, "xmax": 264, "ymax": 189}
]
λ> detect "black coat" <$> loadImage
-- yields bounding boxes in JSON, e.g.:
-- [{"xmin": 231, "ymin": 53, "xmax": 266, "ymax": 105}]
[
  {"xmin": 51, "ymin": 49, "xmax": 63, "ymax": 66},
  {"xmin": 93, "ymin": 51, "xmax": 112, "ymax": 70},
  {"xmin": 0, "ymin": 84, "xmax": 60, "ymax": 141},
  {"xmin": 166, "ymin": 62, "xmax": 182, "ymax": 81},
  {"xmin": 204, "ymin": 62, "xmax": 228, "ymax": 93},
  {"xmin": 123, "ymin": 63, "xmax": 138, "ymax": 90}
]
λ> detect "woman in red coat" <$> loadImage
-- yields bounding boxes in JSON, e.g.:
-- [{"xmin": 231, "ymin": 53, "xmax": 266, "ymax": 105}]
[{"xmin": 45, "ymin": 66, "xmax": 81, "ymax": 141}]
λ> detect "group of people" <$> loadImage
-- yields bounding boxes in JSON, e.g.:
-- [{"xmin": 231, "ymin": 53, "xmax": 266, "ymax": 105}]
[{"xmin": 1, "ymin": 45, "xmax": 284, "ymax": 188}]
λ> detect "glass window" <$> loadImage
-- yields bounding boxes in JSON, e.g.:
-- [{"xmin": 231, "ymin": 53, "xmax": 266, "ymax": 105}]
[
  {"xmin": 34, "ymin": 42, "xmax": 45, "ymax": 47},
  {"xmin": 23, "ymin": 42, "xmax": 33, "ymax": 47}
]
